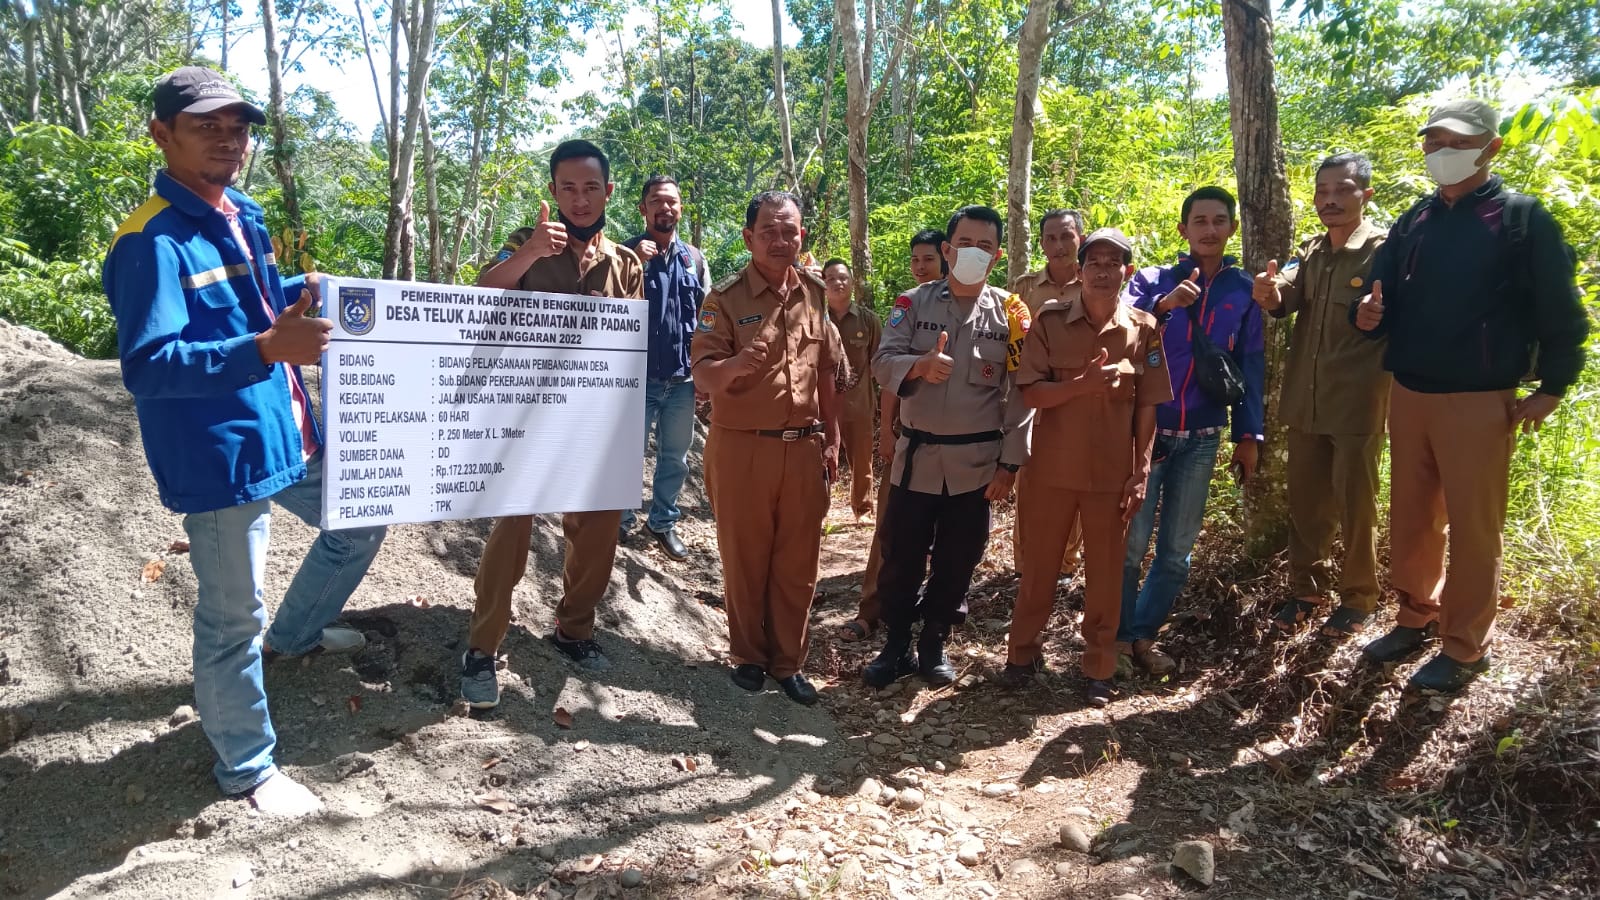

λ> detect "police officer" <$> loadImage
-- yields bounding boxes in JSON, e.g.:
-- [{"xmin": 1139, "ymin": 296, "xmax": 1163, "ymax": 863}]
[
  {"xmin": 1005, "ymin": 228, "xmax": 1170, "ymax": 706},
  {"xmin": 823, "ymin": 257, "xmax": 882, "ymax": 524},
  {"xmin": 692, "ymin": 190, "xmax": 845, "ymax": 705},
  {"xmin": 1009, "ymin": 209, "xmax": 1087, "ymax": 580},
  {"xmin": 863, "ymin": 205, "xmax": 1033, "ymax": 688},
  {"xmin": 463, "ymin": 140, "xmax": 644, "ymax": 709}
]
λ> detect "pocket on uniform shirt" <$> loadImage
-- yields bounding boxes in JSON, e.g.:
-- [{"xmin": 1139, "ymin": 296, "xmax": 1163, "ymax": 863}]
[
  {"xmin": 194, "ymin": 283, "xmax": 241, "ymax": 310},
  {"xmin": 968, "ymin": 341, "xmax": 1006, "ymax": 388}
]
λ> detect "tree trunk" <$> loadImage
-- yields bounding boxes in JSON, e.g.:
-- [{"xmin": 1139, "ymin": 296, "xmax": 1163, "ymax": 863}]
[
  {"xmin": 835, "ymin": 0, "xmax": 872, "ymax": 306},
  {"xmin": 772, "ymin": 0, "xmax": 797, "ymax": 191},
  {"xmin": 421, "ymin": 106, "xmax": 442, "ymax": 282},
  {"xmin": 259, "ymin": 0, "xmax": 303, "ymax": 232},
  {"xmin": 656, "ymin": 9, "xmax": 673, "ymax": 164},
  {"xmin": 220, "ymin": 0, "xmax": 229, "ymax": 71},
  {"xmin": 1006, "ymin": 0, "xmax": 1055, "ymax": 285},
  {"xmin": 1222, "ymin": 0, "xmax": 1293, "ymax": 559},
  {"xmin": 381, "ymin": 0, "xmax": 438, "ymax": 280}
]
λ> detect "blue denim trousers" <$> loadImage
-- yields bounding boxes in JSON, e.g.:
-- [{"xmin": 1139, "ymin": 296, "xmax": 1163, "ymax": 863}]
[
  {"xmin": 622, "ymin": 377, "xmax": 697, "ymax": 534},
  {"xmin": 181, "ymin": 451, "xmax": 387, "ymax": 794},
  {"xmin": 1118, "ymin": 431, "xmax": 1221, "ymax": 644}
]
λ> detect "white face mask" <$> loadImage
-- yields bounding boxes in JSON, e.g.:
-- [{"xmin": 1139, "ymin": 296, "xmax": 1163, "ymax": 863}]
[
  {"xmin": 1425, "ymin": 146, "xmax": 1485, "ymax": 187},
  {"xmin": 949, "ymin": 246, "xmax": 993, "ymax": 286}
]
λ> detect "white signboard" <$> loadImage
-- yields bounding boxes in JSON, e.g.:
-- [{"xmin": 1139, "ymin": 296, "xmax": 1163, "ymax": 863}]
[{"xmin": 319, "ymin": 276, "xmax": 646, "ymax": 530}]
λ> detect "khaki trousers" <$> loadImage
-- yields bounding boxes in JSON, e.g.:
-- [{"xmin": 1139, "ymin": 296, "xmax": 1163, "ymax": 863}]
[
  {"xmin": 1388, "ymin": 385, "xmax": 1515, "ymax": 663},
  {"xmin": 854, "ymin": 473, "xmax": 893, "ymax": 624},
  {"xmin": 1007, "ymin": 485, "xmax": 1127, "ymax": 680},
  {"xmin": 1286, "ymin": 429, "xmax": 1385, "ymax": 612},
  {"xmin": 840, "ymin": 416, "xmax": 876, "ymax": 515},
  {"xmin": 1013, "ymin": 467, "xmax": 1081, "ymax": 576},
  {"xmin": 706, "ymin": 425, "xmax": 829, "ymax": 678},
  {"xmin": 469, "ymin": 509, "xmax": 623, "ymax": 654}
]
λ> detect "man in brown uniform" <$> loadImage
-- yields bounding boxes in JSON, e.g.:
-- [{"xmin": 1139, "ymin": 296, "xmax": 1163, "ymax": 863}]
[
  {"xmin": 824, "ymin": 258, "xmax": 882, "ymax": 524},
  {"xmin": 839, "ymin": 230, "xmax": 945, "ymax": 643},
  {"xmin": 1004, "ymin": 228, "xmax": 1169, "ymax": 706},
  {"xmin": 1253, "ymin": 153, "xmax": 1389, "ymax": 639},
  {"xmin": 460, "ymin": 140, "xmax": 644, "ymax": 709},
  {"xmin": 692, "ymin": 190, "xmax": 844, "ymax": 705},
  {"xmin": 1009, "ymin": 209, "xmax": 1087, "ymax": 578}
]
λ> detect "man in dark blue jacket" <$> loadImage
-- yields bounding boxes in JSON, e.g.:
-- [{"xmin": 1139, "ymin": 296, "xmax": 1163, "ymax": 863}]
[
  {"xmin": 1352, "ymin": 99, "xmax": 1587, "ymax": 692},
  {"xmin": 103, "ymin": 68, "xmax": 387, "ymax": 815},
  {"xmin": 620, "ymin": 175, "xmax": 706, "ymax": 559},
  {"xmin": 1119, "ymin": 186, "xmax": 1265, "ymax": 676}
]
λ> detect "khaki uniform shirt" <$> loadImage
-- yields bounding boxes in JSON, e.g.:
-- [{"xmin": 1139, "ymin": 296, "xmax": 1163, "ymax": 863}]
[
  {"xmin": 831, "ymin": 302, "xmax": 881, "ymax": 422},
  {"xmin": 1016, "ymin": 298, "xmax": 1172, "ymax": 492},
  {"xmin": 690, "ymin": 264, "xmax": 845, "ymax": 431},
  {"xmin": 874, "ymin": 280, "xmax": 1033, "ymax": 495},
  {"xmin": 1273, "ymin": 220, "xmax": 1390, "ymax": 434},
  {"xmin": 495, "ymin": 230, "xmax": 644, "ymax": 301},
  {"xmin": 1010, "ymin": 266, "xmax": 1082, "ymax": 317}
]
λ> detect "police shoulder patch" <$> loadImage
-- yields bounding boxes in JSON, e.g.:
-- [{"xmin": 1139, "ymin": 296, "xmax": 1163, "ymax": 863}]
[
  {"xmin": 893, "ymin": 292, "xmax": 913, "ymax": 309},
  {"xmin": 697, "ymin": 307, "xmax": 718, "ymax": 332},
  {"xmin": 887, "ymin": 307, "xmax": 907, "ymax": 328}
]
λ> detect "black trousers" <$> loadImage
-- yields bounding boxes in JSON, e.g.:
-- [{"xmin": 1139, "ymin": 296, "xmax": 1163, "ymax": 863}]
[{"xmin": 875, "ymin": 483, "xmax": 991, "ymax": 628}]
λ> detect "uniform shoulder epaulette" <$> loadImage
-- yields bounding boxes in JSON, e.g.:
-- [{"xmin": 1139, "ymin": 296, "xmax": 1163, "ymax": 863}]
[
  {"xmin": 1035, "ymin": 296, "xmax": 1073, "ymax": 317},
  {"xmin": 712, "ymin": 270, "xmax": 742, "ymax": 294},
  {"xmin": 1126, "ymin": 303, "xmax": 1160, "ymax": 327}
]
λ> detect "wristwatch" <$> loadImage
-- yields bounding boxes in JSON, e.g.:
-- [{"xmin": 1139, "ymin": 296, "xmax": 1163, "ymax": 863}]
[{"xmin": 998, "ymin": 462, "xmax": 1021, "ymax": 473}]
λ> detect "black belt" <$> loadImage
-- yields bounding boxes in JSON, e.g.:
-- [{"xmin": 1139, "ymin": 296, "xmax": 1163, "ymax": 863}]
[
  {"xmin": 899, "ymin": 427, "xmax": 1002, "ymax": 488},
  {"xmin": 751, "ymin": 422, "xmax": 826, "ymax": 441}
]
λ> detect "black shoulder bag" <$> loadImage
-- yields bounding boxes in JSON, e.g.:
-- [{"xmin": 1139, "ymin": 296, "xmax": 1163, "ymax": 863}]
[{"xmin": 1185, "ymin": 274, "xmax": 1245, "ymax": 407}]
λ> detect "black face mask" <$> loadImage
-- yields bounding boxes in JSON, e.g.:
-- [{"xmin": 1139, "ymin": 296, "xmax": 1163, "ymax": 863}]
[{"xmin": 558, "ymin": 210, "xmax": 606, "ymax": 242}]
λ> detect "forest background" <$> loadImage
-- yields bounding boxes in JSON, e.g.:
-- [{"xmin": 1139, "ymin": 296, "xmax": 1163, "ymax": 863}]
[{"xmin": 1, "ymin": 0, "xmax": 1597, "ymax": 632}]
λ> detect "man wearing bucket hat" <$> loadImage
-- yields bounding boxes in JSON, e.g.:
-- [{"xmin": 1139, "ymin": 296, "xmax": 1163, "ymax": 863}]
[
  {"xmin": 1351, "ymin": 98, "xmax": 1587, "ymax": 691},
  {"xmin": 1003, "ymin": 228, "xmax": 1170, "ymax": 705},
  {"xmin": 103, "ymin": 67, "xmax": 389, "ymax": 815}
]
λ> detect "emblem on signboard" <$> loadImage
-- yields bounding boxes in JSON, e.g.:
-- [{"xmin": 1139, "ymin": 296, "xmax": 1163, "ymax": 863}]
[{"xmin": 340, "ymin": 286, "xmax": 376, "ymax": 336}]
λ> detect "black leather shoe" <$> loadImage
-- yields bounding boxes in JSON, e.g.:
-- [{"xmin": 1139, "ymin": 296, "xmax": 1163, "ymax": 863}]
[
  {"xmin": 1409, "ymin": 652, "xmax": 1489, "ymax": 692},
  {"xmin": 1361, "ymin": 624, "xmax": 1436, "ymax": 664},
  {"xmin": 649, "ymin": 527, "xmax": 689, "ymax": 560},
  {"xmin": 777, "ymin": 673, "xmax": 820, "ymax": 705},
  {"xmin": 863, "ymin": 628, "xmax": 916, "ymax": 688},
  {"xmin": 1084, "ymin": 678, "xmax": 1117, "ymax": 708},
  {"xmin": 917, "ymin": 626, "xmax": 957, "ymax": 686},
  {"xmin": 731, "ymin": 663, "xmax": 766, "ymax": 692}
]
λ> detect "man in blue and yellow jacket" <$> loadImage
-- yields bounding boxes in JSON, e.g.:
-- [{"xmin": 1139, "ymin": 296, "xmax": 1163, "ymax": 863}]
[{"xmin": 103, "ymin": 67, "xmax": 386, "ymax": 816}]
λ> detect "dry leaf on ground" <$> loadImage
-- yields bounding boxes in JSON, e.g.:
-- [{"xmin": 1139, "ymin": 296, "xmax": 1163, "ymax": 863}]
[
  {"xmin": 167, "ymin": 540, "xmax": 190, "ymax": 554},
  {"xmin": 554, "ymin": 707, "xmax": 574, "ymax": 729},
  {"xmin": 473, "ymin": 790, "xmax": 516, "ymax": 814},
  {"xmin": 346, "ymin": 695, "xmax": 363, "ymax": 715},
  {"xmin": 408, "ymin": 595, "xmax": 431, "ymax": 609},
  {"xmin": 140, "ymin": 559, "xmax": 166, "ymax": 582}
]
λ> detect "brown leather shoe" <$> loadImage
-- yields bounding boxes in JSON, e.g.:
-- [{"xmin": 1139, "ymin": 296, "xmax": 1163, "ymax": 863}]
[{"xmin": 1131, "ymin": 640, "xmax": 1176, "ymax": 676}]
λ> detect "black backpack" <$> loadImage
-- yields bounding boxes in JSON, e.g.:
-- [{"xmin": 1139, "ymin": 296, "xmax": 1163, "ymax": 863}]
[{"xmin": 1173, "ymin": 261, "xmax": 1246, "ymax": 406}]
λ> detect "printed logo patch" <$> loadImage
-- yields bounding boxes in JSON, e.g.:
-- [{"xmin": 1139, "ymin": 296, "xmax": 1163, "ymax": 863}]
[
  {"xmin": 697, "ymin": 309, "xmax": 717, "ymax": 332},
  {"xmin": 894, "ymin": 293, "xmax": 913, "ymax": 309},
  {"xmin": 1147, "ymin": 350, "xmax": 1163, "ymax": 368},
  {"xmin": 888, "ymin": 307, "xmax": 907, "ymax": 327},
  {"xmin": 339, "ymin": 286, "xmax": 376, "ymax": 336},
  {"xmin": 982, "ymin": 363, "xmax": 996, "ymax": 379},
  {"xmin": 736, "ymin": 314, "xmax": 763, "ymax": 326}
]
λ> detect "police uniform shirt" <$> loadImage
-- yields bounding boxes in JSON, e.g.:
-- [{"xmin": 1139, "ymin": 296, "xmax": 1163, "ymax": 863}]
[
  {"xmin": 831, "ymin": 302, "xmax": 881, "ymax": 422},
  {"xmin": 873, "ymin": 280, "xmax": 1033, "ymax": 495},
  {"xmin": 1015, "ymin": 297, "xmax": 1172, "ymax": 492},
  {"xmin": 494, "ymin": 228, "xmax": 643, "ymax": 301},
  {"xmin": 1010, "ymin": 267, "xmax": 1082, "ymax": 317},
  {"xmin": 690, "ymin": 263, "xmax": 845, "ymax": 431}
]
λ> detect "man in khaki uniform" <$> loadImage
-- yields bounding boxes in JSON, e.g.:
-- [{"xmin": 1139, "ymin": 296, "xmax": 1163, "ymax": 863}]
[
  {"xmin": 692, "ymin": 190, "xmax": 844, "ymax": 706},
  {"xmin": 1253, "ymin": 153, "xmax": 1389, "ymax": 638},
  {"xmin": 824, "ymin": 258, "xmax": 882, "ymax": 524},
  {"xmin": 840, "ymin": 230, "xmax": 945, "ymax": 642},
  {"xmin": 1005, "ymin": 228, "xmax": 1169, "ymax": 706},
  {"xmin": 1009, "ymin": 209, "xmax": 1087, "ymax": 578},
  {"xmin": 863, "ymin": 205, "xmax": 1033, "ymax": 689},
  {"xmin": 461, "ymin": 140, "xmax": 644, "ymax": 709}
]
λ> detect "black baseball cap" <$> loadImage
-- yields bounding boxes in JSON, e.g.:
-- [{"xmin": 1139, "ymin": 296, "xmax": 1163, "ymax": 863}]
[
  {"xmin": 153, "ymin": 67, "xmax": 266, "ymax": 125},
  {"xmin": 1078, "ymin": 226, "xmax": 1134, "ymax": 265}
]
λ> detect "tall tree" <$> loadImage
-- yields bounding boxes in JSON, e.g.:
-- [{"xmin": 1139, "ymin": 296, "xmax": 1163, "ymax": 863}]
[
  {"xmin": 1222, "ymin": 0, "xmax": 1293, "ymax": 558},
  {"xmin": 380, "ymin": 0, "xmax": 440, "ymax": 280},
  {"xmin": 1005, "ymin": 0, "xmax": 1084, "ymax": 283},
  {"xmin": 259, "ymin": 0, "xmax": 304, "ymax": 232},
  {"xmin": 773, "ymin": 0, "xmax": 798, "ymax": 190}
]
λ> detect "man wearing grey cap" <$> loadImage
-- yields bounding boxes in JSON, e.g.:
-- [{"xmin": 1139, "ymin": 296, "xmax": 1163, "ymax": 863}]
[
  {"xmin": 1004, "ymin": 228, "xmax": 1170, "ymax": 706},
  {"xmin": 1351, "ymin": 98, "xmax": 1587, "ymax": 692},
  {"xmin": 102, "ymin": 67, "xmax": 387, "ymax": 814}
]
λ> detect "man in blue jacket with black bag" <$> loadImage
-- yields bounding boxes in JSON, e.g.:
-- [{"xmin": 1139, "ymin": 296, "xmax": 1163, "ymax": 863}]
[
  {"xmin": 104, "ymin": 67, "xmax": 387, "ymax": 815},
  {"xmin": 1119, "ymin": 186, "xmax": 1265, "ymax": 679}
]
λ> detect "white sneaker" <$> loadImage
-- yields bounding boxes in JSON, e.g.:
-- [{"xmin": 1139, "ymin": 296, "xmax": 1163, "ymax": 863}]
[
  {"xmin": 249, "ymin": 771, "xmax": 324, "ymax": 817},
  {"xmin": 317, "ymin": 626, "xmax": 366, "ymax": 654}
]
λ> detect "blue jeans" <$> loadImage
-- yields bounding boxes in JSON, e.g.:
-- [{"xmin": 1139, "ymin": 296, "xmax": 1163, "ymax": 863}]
[
  {"xmin": 182, "ymin": 452, "xmax": 386, "ymax": 794},
  {"xmin": 1119, "ymin": 431, "xmax": 1221, "ymax": 643},
  {"xmin": 622, "ymin": 377, "xmax": 697, "ymax": 534}
]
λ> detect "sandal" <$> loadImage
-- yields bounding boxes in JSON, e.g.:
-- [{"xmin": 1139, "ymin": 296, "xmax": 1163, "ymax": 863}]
[
  {"xmin": 837, "ymin": 619, "xmax": 874, "ymax": 642},
  {"xmin": 1319, "ymin": 605, "xmax": 1372, "ymax": 638},
  {"xmin": 1271, "ymin": 598, "xmax": 1319, "ymax": 633}
]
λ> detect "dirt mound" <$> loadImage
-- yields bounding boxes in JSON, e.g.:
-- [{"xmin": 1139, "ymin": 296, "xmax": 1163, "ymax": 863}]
[{"xmin": 0, "ymin": 324, "xmax": 840, "ymax": 899}]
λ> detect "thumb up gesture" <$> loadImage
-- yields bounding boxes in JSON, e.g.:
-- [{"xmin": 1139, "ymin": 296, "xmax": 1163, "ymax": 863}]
[
  {"xmin": 1252, "ymin": 259, "xmax": 1282, "ymax": 311},
  {"xmin": 528, "ymin": 200, "xmax": 569, "ymax": 260},
  {"xmin": 1355, "ymin": 279, "xmax": 1385, "ymax": 331},
  {"xmin": 919, "ymin": 330, "xmax": 954, "ymax": 384},
  {"xmin": 1161, "ymin": 269, "xmax": 1202, "ymax": 314},
  {"xmin": 257, "ymin": 288, "xmax": 332, "ymax": 366}
]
